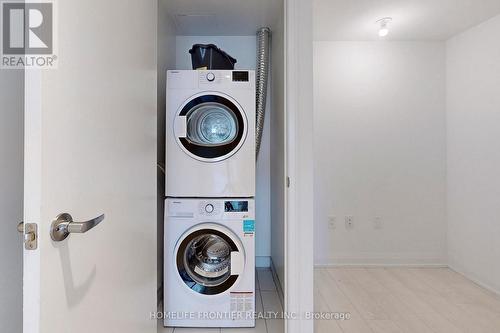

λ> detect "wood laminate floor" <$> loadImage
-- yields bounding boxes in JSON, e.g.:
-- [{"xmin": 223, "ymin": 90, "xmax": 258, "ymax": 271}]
[{"xmin": 314, "ymin": 267, "xmax": 500, "ymax": 333}]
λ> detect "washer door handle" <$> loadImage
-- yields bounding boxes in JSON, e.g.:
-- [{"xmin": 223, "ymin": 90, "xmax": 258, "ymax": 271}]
[{"xmin": 230, "ymin": 251, "xmax": 244, "ymax": 275}]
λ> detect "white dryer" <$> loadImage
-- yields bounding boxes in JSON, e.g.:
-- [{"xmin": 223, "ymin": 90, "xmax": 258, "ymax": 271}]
[
  {"xmin": 164, "ymin": 198, "xmax": 255, "ymax": 328},
  {"xmin": 166, "ymin": 70, "xmax": 255, "ymax": 198}
]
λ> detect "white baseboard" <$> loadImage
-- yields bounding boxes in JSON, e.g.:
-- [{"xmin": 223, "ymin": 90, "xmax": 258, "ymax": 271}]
[
  {"xmin": 256, "ymin": 256, "xmax": 271, "ymax": 268},
  {"xmin": 314, "ymin": 262, "xmax": 500, "ymax": 297},
  {"xmin": 315, "ymin": 263, "xmax": 448, "ymax": 268},
  {"xmin": 448, "ymin": 264, "xmax": 500, "ymax": 296},
  {"xmin": 315, "ymin": 252, "xmax": 447, "ymax": 267}
]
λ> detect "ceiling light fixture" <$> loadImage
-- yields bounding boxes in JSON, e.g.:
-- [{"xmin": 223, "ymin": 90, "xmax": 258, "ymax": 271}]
[{"xmin": 377, "ymin": 17, "xmax": 392, "ymax": 37}]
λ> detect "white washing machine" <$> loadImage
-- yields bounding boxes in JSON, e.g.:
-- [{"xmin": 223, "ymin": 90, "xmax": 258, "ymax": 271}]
[
  {"xmin": 164, "ymin": 198, "xmax": 255, "ymax": 328},
  {"xmin": 166, "ymin": 70, "xmax": 255, "ymax": 198}
]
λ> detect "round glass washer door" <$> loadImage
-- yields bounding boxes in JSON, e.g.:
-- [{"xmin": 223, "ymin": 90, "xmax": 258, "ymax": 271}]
[
  {"xmin": 175, "ymin": 94, "xmax": 247, "ymax": 162},
  {"xmin": 176, "ymin": 226, "xmax": 244, "ymax": 295}
]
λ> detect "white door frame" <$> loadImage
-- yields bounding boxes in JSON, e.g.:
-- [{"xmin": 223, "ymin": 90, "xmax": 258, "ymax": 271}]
[
  {"xmin": 23, "ymin": 69, "xmax": 42, "ymax": 333},
  {"xmin": 284, "ymin": 0, "xmax": 314, "ymax": 333},
  {"xmin": 21, "ymin": 1, "xmax": 315, "ymax": 331}
]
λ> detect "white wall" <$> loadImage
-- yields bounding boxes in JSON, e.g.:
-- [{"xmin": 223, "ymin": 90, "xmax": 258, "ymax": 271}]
[
  {"xmin": 269, "ymin": 11, "xmax": 286, "ymax": 292},
  {"xmin": 446, "ymin": 14, "xmax": 500, "ymax": 294},
  {"xmin": 175, "ymin": 36, "xmax": 272, "ymax": 267},
  {"xmin": 0, "ymin": 70, "xmax": 24, "ymax": 332},
  {"xmin": 158, "ymin": 2, "xmax": 177, "ymax": 295},
  {"xmin": 313, "ymin": 41, "xmax": 447, "ymax": 265}
]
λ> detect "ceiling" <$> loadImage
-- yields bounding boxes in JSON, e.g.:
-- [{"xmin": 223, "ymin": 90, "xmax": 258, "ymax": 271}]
[
  {"xmin": 163, "ymin": 0, "xmax": 283, "ymax": 36},
  {"xmin": 314, "ymin": 0, "xmax": 500, "ymax": 41}
]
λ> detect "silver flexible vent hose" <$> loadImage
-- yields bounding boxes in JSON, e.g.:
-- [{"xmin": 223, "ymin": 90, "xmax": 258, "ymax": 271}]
[{"xmin": 255, "ymin": 27, "xmax": 271, "ymax": 159}]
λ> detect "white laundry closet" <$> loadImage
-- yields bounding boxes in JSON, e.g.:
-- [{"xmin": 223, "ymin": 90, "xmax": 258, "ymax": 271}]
[{"xmin": 156, "ymin": 0, "xmax": 287, "ymax": 326}]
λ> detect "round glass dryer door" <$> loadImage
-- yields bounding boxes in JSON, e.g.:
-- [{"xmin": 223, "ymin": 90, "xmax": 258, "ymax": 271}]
[
  {"xmin": 175, "ymin": 94, "xmax": 247, "ymax": 162},
  {"xmin": 176, "ymin": 226, "xmax": 244, "ymax": 295}
]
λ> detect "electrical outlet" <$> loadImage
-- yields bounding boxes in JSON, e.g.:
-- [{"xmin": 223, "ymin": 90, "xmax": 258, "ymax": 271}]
[
  {"xmin": 328, "ymin": 216, "xmax": 336, "ymax": 229},
  {"xmin": 345, "ymin": 215, "xmax": 353, "ymax": 229},
  {"xmin": 374, "ymin": 216, "xmax": 382, "ymax": 229}
]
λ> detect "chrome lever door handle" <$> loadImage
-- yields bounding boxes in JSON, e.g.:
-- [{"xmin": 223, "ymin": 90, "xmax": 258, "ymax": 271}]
[{"xmin": 50, "ymin": 213, "xmax": 105, "ymax": 242}]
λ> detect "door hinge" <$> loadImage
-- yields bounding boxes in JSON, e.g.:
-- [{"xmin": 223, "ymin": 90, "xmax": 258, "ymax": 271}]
[
  {"xmin": 18, "ymin": 222, "xmax": 38, "ymax": 250},
  {"xmin": 286, "ymin": 177, "xmax": 291, "ymax": 188}
]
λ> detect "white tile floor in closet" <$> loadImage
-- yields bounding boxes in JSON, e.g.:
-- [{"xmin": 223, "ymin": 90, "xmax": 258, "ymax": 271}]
[{"xmin": 159, "ymin": 268, "xmax": 284, "ymax": 333}]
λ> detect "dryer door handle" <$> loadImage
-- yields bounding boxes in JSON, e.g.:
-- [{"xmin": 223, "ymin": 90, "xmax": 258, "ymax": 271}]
[
  {"xmin": 230, "ymin": 251, "xmax": 244, "ymax": 275},
  {"xmin": 175, "ymin": 116, "xmax": 187, "ymax": 138}
]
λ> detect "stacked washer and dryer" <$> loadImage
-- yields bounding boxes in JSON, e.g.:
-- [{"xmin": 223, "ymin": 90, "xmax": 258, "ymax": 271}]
[{"xmin": 164, "ymin": 70, "xmax": 256, "ymax": 328}]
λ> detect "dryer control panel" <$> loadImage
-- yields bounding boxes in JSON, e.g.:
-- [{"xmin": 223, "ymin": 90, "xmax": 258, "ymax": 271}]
[
  {"xmin": 197, "ymin": 70, "xmax": 255, "ymax": 89},
  {"xmin": 167, "ymin": 70, "xmax": 255, "ymax": 90}
]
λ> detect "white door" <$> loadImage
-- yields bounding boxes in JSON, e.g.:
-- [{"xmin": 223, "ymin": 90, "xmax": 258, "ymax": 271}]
[
  {"xmin": 23, "ymin": 1, "xmax": 157, "ymax": 333},
  {"xmin": 0, "ymin": 63, "xmax": 24, "ymax": 333}
]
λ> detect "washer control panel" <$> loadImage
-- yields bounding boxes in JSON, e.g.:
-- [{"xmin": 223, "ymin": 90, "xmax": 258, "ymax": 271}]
[
  {"xmin": 206, "ymin": 72, "xmax": 216, "ymax": 82},
  {"xmin": 204, "ymin": 203, "xmax": 214, "ymax": 213},
  {"xmin": 198, "ymin": 201, "xmax": 222, "ymax": 217},
  {"xmin": 168, "ymin": 198, "xmax": 254, "ymax": 220}
]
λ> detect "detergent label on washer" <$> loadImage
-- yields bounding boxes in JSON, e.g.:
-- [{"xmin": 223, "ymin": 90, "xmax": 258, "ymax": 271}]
[{"xmin": 243, "ymin": 219, "xmax": 255, "ymax": 234}]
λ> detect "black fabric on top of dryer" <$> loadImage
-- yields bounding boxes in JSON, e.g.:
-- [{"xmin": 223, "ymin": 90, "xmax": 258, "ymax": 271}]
[{"xmin": 179, "ymin": 94, "xmax": 246, "ymax": 160}]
